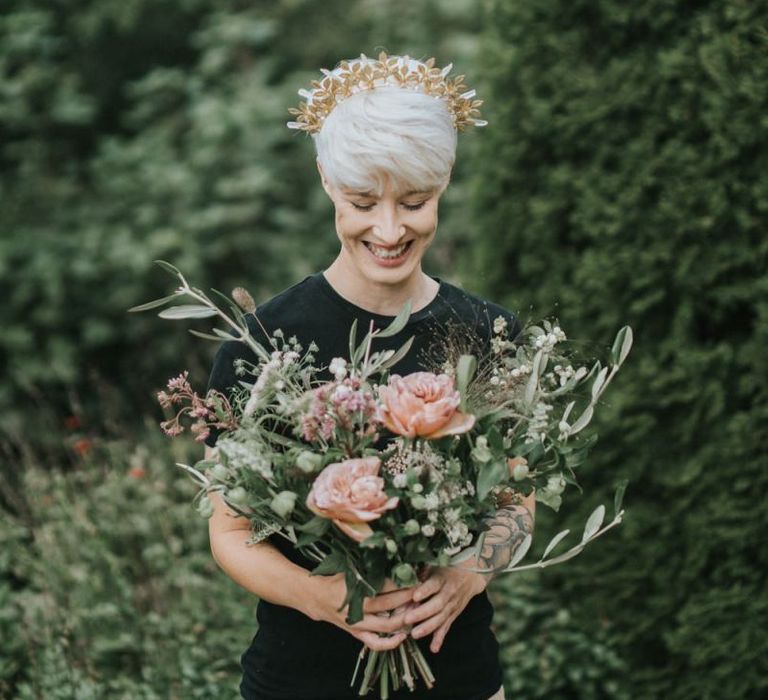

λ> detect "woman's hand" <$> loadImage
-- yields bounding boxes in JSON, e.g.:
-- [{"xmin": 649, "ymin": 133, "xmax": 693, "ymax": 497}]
[
  {"xmin": 402, "ymin": 564, "xmax": 487, "ymax": 654},
  {"xmin": 304, "ymin": 573, "xmax": 415, "ymax": 652}
]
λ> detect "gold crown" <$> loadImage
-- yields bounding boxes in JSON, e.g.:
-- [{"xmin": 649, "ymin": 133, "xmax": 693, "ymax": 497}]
[{"xmin": 287, "ymin": 51, "xmax": 487, "ymax": 135}]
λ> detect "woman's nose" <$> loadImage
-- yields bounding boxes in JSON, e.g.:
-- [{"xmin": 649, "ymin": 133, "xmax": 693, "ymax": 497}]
[{"xmin": 372, "ymin": 204, "xmax": 405, "ymax": 244}]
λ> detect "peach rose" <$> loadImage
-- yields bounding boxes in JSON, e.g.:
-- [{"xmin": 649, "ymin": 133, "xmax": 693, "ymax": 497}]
[
  {"xmin": 306, "ymin": 457, "xmax": 399, "ymax": 542},
  {"xmin": 377, "ymin": 372, "xmax": 475, "ymax": 439}
]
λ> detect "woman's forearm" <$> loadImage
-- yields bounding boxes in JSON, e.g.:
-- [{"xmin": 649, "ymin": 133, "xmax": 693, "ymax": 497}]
[
  {"xmin": 476, "ymin": 499, "xmax": 535, "ymax": 578},
  {"xmin": 209, "ymin": 525, "xmax": 320, "ymax": 618}
]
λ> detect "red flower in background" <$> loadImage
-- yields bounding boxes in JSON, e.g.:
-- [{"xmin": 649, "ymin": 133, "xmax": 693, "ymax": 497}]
[
  {"xmin": 64, "ymin": 415, "xmax": 81, "ymax": 430},
  {"xmin": 72, "ymin": 438, "xmax": 92, "ymax": 456}
]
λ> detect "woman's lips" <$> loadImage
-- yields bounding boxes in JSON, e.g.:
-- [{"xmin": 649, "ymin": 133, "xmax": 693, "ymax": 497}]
[{"xmin": 363, "ymin": 240, "xmax": 414, "ymax": 266}]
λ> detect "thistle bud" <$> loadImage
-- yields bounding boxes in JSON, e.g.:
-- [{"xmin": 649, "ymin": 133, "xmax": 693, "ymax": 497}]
[
  {"xmin": 296, "ymin": 451, "xmax": 323, "ymax": 473},
  {"xmin": 231, "ymin": 287, "xmax": 257, "ymax": 314},
  {"xmin": 392, "ymin": 563, "xmax": 417, "ymax": 586},
  {"xmin": 196, "ymin": 494, "xmax": 214, "ymax": 518},
  {"xmin": 270, "ymin": 491, "xmax": 297, "ymax": 518},
  {"xmin": 403, "ymin": 519, "xmax": 420, "ymax": 535}
]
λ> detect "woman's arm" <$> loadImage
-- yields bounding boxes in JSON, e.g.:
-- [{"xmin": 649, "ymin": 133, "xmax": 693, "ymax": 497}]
[{"xmin": 204, "ymin": 445, "xmax": 415, "ymax": 651}]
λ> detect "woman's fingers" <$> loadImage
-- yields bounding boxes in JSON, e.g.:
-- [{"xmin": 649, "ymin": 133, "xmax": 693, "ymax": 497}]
[
  {"xmin": 403, "ymin": 591, "xmax": 449, "ymax": 628},
  {"xmin": 411, "ymin": 572, "xmax": 443, "ymax": 603},
  {"xmin": 429, "ymin": 618, "xmax": 452, "ymax": 653},
  {"xmin": 347, "ymin": 609, "xmax": 409, "ymax": 635},
  {"xmin": 352, "ymin": 630, "xmax": 408, "ymax": 652},
  {"xmin": 364, "ymin": 587, "xmax": 413, "ymax": 614}
]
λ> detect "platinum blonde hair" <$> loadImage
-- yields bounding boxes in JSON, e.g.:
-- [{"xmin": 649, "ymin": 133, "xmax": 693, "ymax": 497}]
[{"xmin": 313, "ymin": 86, "xmax": 457, "ymax": 197}]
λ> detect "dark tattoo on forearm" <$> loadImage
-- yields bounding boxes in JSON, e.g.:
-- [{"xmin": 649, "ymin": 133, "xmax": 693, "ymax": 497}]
[{"xmin": 476, "ymin": 501, "xmax": 534, "ymax": 577}]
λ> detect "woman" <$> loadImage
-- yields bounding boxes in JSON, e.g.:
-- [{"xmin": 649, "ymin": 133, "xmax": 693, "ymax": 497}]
[{"xmin": 204, "ymin": 52, "xmax": 535, "ymax": 700}]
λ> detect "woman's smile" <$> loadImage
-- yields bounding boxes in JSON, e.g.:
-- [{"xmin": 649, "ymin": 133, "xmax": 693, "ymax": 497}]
[{"xmin": 363, "ymin": 239, "xmax": 414, "ymax": 265}]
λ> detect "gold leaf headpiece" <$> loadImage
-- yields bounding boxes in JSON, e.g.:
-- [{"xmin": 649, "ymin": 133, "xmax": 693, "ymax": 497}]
[{"xmin": 287, "ymin": 51, "xmax": 488, "ymax": 135}]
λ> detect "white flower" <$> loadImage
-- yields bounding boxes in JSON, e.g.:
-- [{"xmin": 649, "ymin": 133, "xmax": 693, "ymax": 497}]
[
  {"xmin": 493, "ymin": 316, "xmax": 508, "ymax": 335},
  {"xmin": 421, "ymin": 524, "xmax": 435, "ymax": 537},
  {"xmin": 393, "ymin": 473, "xmax": 407, "ymax": 488},
  {"xmin": 329, "ymin": 357, "xmax": 347, "ymax": 379},
  {"xmin": 424, "ymin": 493, "xmax": 439, "ymax": 510}
]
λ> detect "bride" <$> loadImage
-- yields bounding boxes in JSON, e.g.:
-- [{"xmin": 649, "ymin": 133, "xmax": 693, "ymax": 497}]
[{"xmin": 203, "ymin": 52, "xmax": 534, "ymax": 700}]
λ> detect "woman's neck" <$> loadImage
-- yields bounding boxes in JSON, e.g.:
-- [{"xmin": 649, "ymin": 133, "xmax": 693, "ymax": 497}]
[{"xmin": 322, "ymin": 261, "xmax": 440, "ymax": 317}]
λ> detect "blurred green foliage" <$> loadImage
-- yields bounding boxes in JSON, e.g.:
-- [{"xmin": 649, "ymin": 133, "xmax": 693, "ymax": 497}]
[
  {"xmin": 470, "ymin": 0, "xmax": 768, "ymax": 698},
  {"xmin": 2, "ymin": 0, "xmax": 765, "ymax": 697},
  {"xmin": 0, "ymin": 0, "xmax": 485, "ymax": 449},
  {"xmin": 0, "ymin": 427, "xmax": 255, "ymax": 699}
]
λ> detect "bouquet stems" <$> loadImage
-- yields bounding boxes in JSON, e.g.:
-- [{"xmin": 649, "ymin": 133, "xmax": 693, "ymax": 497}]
[{"xmin": 352, "ymin": 635, "xmax": 435, "ymax": 699}]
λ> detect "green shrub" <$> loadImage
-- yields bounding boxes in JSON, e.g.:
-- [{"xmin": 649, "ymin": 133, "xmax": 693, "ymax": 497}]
[
  {"xmin": 470, "ymin": 1, "xmax": 768, "ymax": 698},
  {"xmin": 1, "ymin": 430, "xmax": 254, "ymax": 699}
]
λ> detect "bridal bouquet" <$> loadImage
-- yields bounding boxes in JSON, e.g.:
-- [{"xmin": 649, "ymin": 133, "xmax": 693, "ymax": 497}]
[{"xmin": 131, "ymin": 261, "xmax": 631, "ymax": 698}]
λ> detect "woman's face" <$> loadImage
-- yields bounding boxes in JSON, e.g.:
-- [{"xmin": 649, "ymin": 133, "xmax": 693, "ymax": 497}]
[{"xmin": 318, "ymin": 161, "xmax": 442, "ymax": 287}]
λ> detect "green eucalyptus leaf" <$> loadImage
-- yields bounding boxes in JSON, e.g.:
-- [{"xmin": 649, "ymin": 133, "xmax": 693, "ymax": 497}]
[
  {"xmin": 154, "ymin": 259, "xmax": 182, "ymax": 276},
  {"xmin": 348, "ymin": 318, "xmax": 358, "ymax": 362},
  {"xmin": 375, "ymin": 299, "xmax": 412, "ymax": 338},
  {"xmin": 456, "ymin": 354, "xmax": 477, "ymax": 409},
  {"xmin": 158, "ymin": 305, "xmax": 218, "ymax": 320},
  {"xmin": 582, "ymin": 504, "xmax": 605, "ymax": 542},
  {"xmin": 542, "ymin": 529, "xmax": 570, "ymax": 559},
  {"xmin": 379, "ymin": 335, "xmax": 415, "ymax": 370},
  {"xmin": 508, "ymin": 533, "xmax": 532, "ymax": 568},
  {"xmin": 188, "ymin": 329, "xmax": 226, "ymax": 341},
  {"xmin": 611, "ymin": 325, "xmax": 634, "ymax": 366},
  {"xmin": 570, "ymin": 405, "xmax": 594, "ymax": 435},
  {"xmin": 613, "ymin": 479, "xmax": 629, "ymax": 516},
  {"xmin": 127, "ymin": 293, "xmax": 181, "ymax": 312}
]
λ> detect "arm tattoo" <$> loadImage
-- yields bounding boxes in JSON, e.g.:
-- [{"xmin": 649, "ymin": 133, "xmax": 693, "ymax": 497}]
[{"xmin": 476, "ymin": 497, "xmax": 534, "ymax": 578}]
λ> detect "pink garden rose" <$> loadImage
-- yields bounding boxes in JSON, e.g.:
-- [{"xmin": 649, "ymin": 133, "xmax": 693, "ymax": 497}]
[
  {"xmin": 306, "ymin": 457, "xmax": 399, "ymax": 542},
  {"xmin": 377, "ymin": 372, "xmax": 476, "ymax": 439}
]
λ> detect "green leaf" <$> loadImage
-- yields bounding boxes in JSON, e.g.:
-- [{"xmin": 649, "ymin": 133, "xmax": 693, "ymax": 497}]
[
  {"xmin": 310, "ymin": 551, "xmax": 347, "ymax": 576},
  {"xmin": 613, "ymin": 479, "xmax": 629, "ymax": 516},
  {"xmin": 345, "ymin": 585, "xmax": 366, "ymax": 624},
  {"xmin": 127, "ymin": 293, "xmax": 181, "ymax": 313},
  {"xmin": 375, "ymin": 299, "xmax": 412, "ymax": 338},
  {"xmin": 158, "ymin": 305, "xmax": 218, "ymax": 320},
  {"xmin": 188, "ymin": 329, "xmax": 226, "ymax": 341},
  {"xmin": 295, "ymin": 516, "xmax": 330, "ymax": 536},
  {"xmin": 378, "ymin": 335, "xmax": 415, "ymax": 370},
  {"xmin": 582, "ymin": 504, "xmax": 605, "ymax": 542},
  {"xmin": 542, "ymin": 529, "xmax": 570, "ymax": 559},
  {"xmin": 348, "ymin": 318, "xmax": 358, "ymax": 362},
  {"xmin": 610, "ymin": 326, "xmax": 634, "ymax": 366},
  {"xmin": 154, "ymin": 259, "xmax": 182, "ymax": 276},
  {"xmin": 570, "ymin": 405, "xmax": 594, "ymax": 435},
  {"xmin": 508, "ymin": 533, "xmax": 532, "ymax": 568},
  {"xmin": 456, "ymin": 354, "xmax": 477, "ymax": 410},
  {"xmin": 360, "ymin": 531, "xmax": 387, "ymax": 549},
  {"xmin": 477, "ymin": 459, "xmax": 508, "ymax": 500}
]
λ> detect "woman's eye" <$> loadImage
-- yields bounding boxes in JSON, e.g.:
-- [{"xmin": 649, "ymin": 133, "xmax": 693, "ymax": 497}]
[{"xmin": 350, "ymin": 201, "xmax": 427, "ymax": 212}]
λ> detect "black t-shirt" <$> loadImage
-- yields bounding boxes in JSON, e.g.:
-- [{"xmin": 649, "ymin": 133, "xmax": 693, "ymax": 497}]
[{"xmin": 205, "ymin": 270, "xmax": 521, "ymax": 700}]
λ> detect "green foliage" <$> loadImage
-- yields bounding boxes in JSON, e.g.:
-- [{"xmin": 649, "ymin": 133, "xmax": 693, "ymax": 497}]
[
  {"xmin": 0, "ymin": 431, "xmax": 254, "ymax": 699},
  {"xmin": 489, "ymin": 573, "xmax": 629, "ymax": 699},
  {"xmin": 470, "ymin": 1, "xmax": 768, "ymax": 697},
  {"xmin": 0, "ymin": 0, "xmax": 485, "ymax": 448}
]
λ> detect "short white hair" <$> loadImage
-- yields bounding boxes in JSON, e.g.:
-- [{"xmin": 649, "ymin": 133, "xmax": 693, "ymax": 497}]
[{"xmin": 313, "ymin": 86, "xmax": 457, "ymax": 196}]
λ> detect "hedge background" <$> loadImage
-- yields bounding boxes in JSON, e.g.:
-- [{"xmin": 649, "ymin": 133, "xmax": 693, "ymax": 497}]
[{"xmin": 1, "ymin": 0, "xmax": 765, "ymax": 697}]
